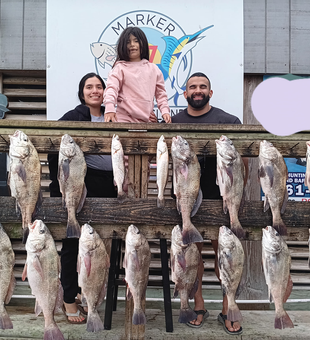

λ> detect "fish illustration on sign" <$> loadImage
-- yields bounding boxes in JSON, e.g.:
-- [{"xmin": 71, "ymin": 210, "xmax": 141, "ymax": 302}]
[{"xmin": 90, "ymin": 42, "xmax": 116, "ymax": 69}]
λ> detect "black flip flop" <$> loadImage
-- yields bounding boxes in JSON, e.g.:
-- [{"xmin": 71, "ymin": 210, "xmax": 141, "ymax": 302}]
[
  {"xmin": 218, "ymin": 313, "xmax": 243, "ymax": 335},
  {"xmin": 186, "ymin": 309, "xmax": 210, "ymax": 328}
]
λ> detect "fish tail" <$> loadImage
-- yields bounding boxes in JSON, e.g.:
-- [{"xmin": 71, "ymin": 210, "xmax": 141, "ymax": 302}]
[
  {"xmin": 178, "ymin": 308, "xmax": 197, "ymax": 324},
  {"xmin": 157, "ymin": 196, "xmax": 165, "ymax": 208},
  {"xmin": 272, "ymin": 219, "xmax": 288, "ymax": 236},
  {"xmin": 86, "ymin": 311, "xmax": 104, "ymax": 332},
  {"xmin": 132, "ymin": 308, "xmax": 146, "ymax": 325},
  {"xmin": 230, "ymin": 222, "xmax": 246, "ymax": 239},
  {"xmin": 117, "ymin": 191, "xmax": 127, "ymax": 203},
  {"xmin": 182, "ymin": 223, "xmax": 203, "ymax": 245},
  {"xmin": 66, "ymin": 218, "xmax": 81, "ymax": 238},
  {"xmin": 227, "ymin": 305, "xmax": 243, "ymax": 323},
  {"xmin": 274, "ymin": 311, "xmax": 294, "ymax": 329},
  {"xmin": 22, "ymin": 226, "xmax": 29, "ymax": 244},
  {"xmin": 0, "ymin": 310, "xmax": 13, "ymax": 330},
  {"xmin": 44, "ymin": 322, "xmax": 65, "ymax": 340}
]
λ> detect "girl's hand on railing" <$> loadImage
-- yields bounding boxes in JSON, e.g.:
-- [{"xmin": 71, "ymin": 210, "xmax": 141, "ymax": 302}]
[{"xmin": 104, "ymin": 112, "xmax": 117, "ymax": 122}]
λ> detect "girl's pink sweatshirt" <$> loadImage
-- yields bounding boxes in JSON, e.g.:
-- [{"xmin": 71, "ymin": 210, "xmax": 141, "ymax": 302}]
[{"xmin": 103, "ymin": 59, "xmax": 170, "ymax": 123}]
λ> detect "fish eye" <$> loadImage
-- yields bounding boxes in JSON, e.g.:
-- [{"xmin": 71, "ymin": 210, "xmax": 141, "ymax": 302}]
[
  {"xmin": 275, "ymin": 232, "xmax": 279, "ymax": 236},
  {"xmin": 39, "ymin": 229, "xmax": 45, "ymax": 234}
]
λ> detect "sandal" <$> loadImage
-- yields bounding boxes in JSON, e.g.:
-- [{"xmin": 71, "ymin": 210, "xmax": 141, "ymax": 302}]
[
  {"xmin": 75, "ymin": 298, "xmax": 88, "ymax": 316},
  {"xmin": 218, "ymin": 313, "xmax": 243, "ymax": 335},
  {"xmin": 186, "ymin": 309, "xmax": 209, "ymax": 328},
  {"xmin": 62, "ymin": 304, "xmax": 86, "ymax": 324}
]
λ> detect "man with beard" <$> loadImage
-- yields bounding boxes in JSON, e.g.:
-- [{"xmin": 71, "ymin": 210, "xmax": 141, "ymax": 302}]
[{"xmin": 171, "ymin": 73, "xmax": 244, "ymax": 335}]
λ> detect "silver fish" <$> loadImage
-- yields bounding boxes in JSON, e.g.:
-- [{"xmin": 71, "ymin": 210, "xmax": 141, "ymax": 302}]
[
  {"xmin": 58, "ymin": 134, "xmax": 87, "ymax": 238},
  {"xmin": 78, "ymin": 223, "xmax": 110, "ymax": 332},
  {"xmin": 0, "ymin": 223, "xmax": 16, "ymax": 330},
  {"xmin": 8, "ymin": 130, "xmax": 42, "ymax": 243},
  {"xmin": 262, "ymin": 226, "xmax": 294, "ymax": 329},
  {"xmin": 259, "ymin": 140, "xmax": 288, "ymax": 236},
  {"xmin": 216, "ymin": 135, "xmax": 246, "ymax": 239},
  {"xmin": 170, "ymin": 225, "xmax": 200, "ymax": 323},
  {"xmin": 171, "ymin": 135, "xmax": 203, "ymax": 245},
  {"xmin": 156, "ymin": 135, "xmax": 169, "ymax": 208},
  {"xmin": 22, "ymin": 220, "xmax": 64, "ymax": 340},
  {"xmin": 111, "ymin": 134, "xmax": 126, "ymax": 202},
  {"xmin": 124, "ymin": 225, "xmax": 151, "ymax": 325},
  {"xmin": 218, "ymin": 225, "xmax": 244, "ymax": 323}
]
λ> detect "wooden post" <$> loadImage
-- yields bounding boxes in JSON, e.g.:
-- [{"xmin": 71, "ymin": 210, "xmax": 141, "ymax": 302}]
[
  {"xmin": 0, "ymin": 73, "xmax": 3, "ymax": 93},
  {"xmin": 124, "ymin": 154, "xmax": 146, "ymax": 340}
]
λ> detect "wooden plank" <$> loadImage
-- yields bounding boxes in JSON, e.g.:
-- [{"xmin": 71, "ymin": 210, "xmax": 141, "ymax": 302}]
[
  {"xmin": 23, "ymin": 0, "xmax": 46, "ymax": 70},
  {"xmin": 266, "ymin": 0, "xmax": 290, "ymax": 73},
  {"xmin": 0, "ymin": 0, "xmax": 23, "ymax": 69},
  {"xmin": 3, "ymin": 76, "xmax": 46, "ymax": 85},
  {"xmin": 290, "ymin": 0, "xmax": 310, "ymax": 74},
  {"xmin": 7, "ymin": 102, "xmax": 46, "ymax": 110},
  {"xmin": 244, "ymin": 0, "xmax": 266, "ymax": 73},
  {"xmin": 127, "ymin": 155, "xmax": 135, "ymax": 198},
  {"xmin": 134, "ymin": 155, "xmax": 141, "ymax": 198},
  {"xmin": 3, "ymin": 89, "xmax": 46, "ymax": 97},
  {"xmin": 141, "ymin": 155, "xmax": 149, "ymax": 199},
  {"xmin": 4, "ymin": 114, "xmax": 46, "ymax": 121}
]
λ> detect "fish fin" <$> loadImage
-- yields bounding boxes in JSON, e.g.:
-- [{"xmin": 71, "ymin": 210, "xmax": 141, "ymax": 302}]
[
  {"xmin": 177, "ymin": 253, "xmax": 186, "ymax": 271},
  {"xmin": 191, "ymin": 188, "xmax": 203, "ymax": 217},
  {"xmin": 35, "ymin": 300, "xmax": 43, "ymax": 317},
  {"xmin": 76, "ymin": 184, "xmax": 87, "ymax": 214},
  {"xmin": 176, "ymin": 198, "xmax": 181, "ymax": 214},
  {"xmin": 66, "ymin": 219, "xmax": 81, "ymax": 238},
  {"xmin": 223, "ymin": 199, "xmax": 228, "ymax": 214},
  {"xmin": 84, "ymin": 254, "xmax": 92, "ymax": 277},
  {"xmin": 189, "ymin": 276, "xmax": 199, "ymax": 300},
  {"xmin": 33, "ymin": 190, "xmax": 43, "ymax": 219},
  {"xmin": 22, "ymin": 263, "xmax": 27, "ymax": 281},
  {"xmin": 272, "ymin": 219, "xmax": 287, "ymax": 236},
  {"xmin": 265, "ymin": 165, "xmax": 274, "ymax": 187},
  {"xmin": 132, "ymin": 308, "xmax": 146, "ymax": 325},
  {"xmin": 180, "ymin": 163, "xmax": 189, "ymax": 180},
  {"xmin": 280, "ymin": 188, "xmax": 289, "ymax": 214},
  {"xmin": 117, "ymin": 191, "xmax": 126, "ymax": 203},
  {"xmin": 43, "ymin": 322, "xmax": 65, "ymax": 340},
  {"xmin": 230, "ymin": 223, "xmax": 246, "ymax": 239},
  {"xmin": 126, "ymin": 287, "xmax": 133, "ymax": 300},
  {"xmin": 0, "ymin": 310, "xmax": 13, "ymax": 330},
  {"xmin": 283, "ymin": 275, "xmax": 293, "ymax": 303},
  {"xmin": 16, "ymin": 162, "xmax": 27, "ymax": 182},
  {"xmin": 22, "ymin": 226, "xmax": 29, "ymax": 244},
  {"xmin": 87, "ymin": 310, "xmax": 104, "ymax": 332},
  {"xmin": 182, "ymin": 224, "xmax": 203, "ymax": 245},
  {"xmin": 4, "ymin": 272, "xmax": 16, "ymax": 304},
  {"xmin": 61, "ymin": 158, "xmax": 70, "ymax": 182},
  {"xmin": 263, "ymin": 196, "xmax": 270, "ymax": 212},
  {"xmin": 227, "ymin": 304, "xmax": 243, "ymax": 323},
  {"xmin": 157, "ymin": 197, "xmax": 165, "ymax": 208},
  {"xmin": 274, "ymin": 312, "xmax": 294, "ymax": 329},
  {"xmin": 33, "ymin": 255, "xmax": 44, "ymax": 280},
  {"xmin": 178, "ymin": 308, "xmax": 197, "ymax": 324},
  {"xmin": 173, "ymin": 286, "xmax": 179, "ymax": 298}
]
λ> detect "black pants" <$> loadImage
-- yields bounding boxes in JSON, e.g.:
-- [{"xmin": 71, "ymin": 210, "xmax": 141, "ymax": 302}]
[{"xmin": 61, "ymin": 167, "xmax": 117, "ymax": 303}]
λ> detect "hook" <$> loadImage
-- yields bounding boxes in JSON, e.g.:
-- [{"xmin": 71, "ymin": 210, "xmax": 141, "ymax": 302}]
[
  {"xmin": 0, "ymin": 135, "xmax": 9, "ymax": 146},
  {"xmin": 49, "ymin": 138, "xmax": 54, "ymax": 147},
  {"xmin": 94, "ymin": 140, "xmax": 98, "ymax": 149},
  {"xmin": 248, "ymin": 142, "xmax": 254, "ymax": 149},
  {"xmin": 204, "ymin": 141, "xmax": 210, "ymax": 148},
  {"xmin": 290, "ymin": 142, "xmax": 299, "ymax": 150}
]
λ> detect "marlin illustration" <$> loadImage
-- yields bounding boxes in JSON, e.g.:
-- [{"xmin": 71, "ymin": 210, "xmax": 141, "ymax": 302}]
[
  {"xmin": 160, "ymin": 25, "xmax": 214, "ymax": 104},
  {"xmin": 90, "ymin": 42, "xmax": 116, "ymax": 69}
]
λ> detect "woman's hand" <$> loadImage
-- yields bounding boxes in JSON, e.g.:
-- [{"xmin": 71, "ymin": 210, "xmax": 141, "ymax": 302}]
[
  {"xmin": 149, "ymin": 111, "xmax": 158, "ymax": 123},
  {"xmin": 104, "ymin": 112, "xmax": 117, "ymax": 122},
  {"xmin": 162, "ymin": 113, "xmax": 171, "ymax": 124}
]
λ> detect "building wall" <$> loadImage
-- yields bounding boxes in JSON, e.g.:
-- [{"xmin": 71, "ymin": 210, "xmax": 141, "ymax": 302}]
[{"xmin": 1, "ymin": 0, "xmax": 310, "ymax": 73}]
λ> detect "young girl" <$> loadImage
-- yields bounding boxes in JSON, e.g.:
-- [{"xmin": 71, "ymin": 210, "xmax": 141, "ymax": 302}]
[{"xmin": 103, "ymin": 27, "xmax": 171, "ymax": 123}]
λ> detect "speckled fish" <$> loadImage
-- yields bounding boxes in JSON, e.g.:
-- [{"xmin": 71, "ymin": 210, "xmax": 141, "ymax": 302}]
[
  {"xmin": 111, "ymin": 134, "xmax": 126, "ymax": 202},
  {"xmin": 8, "ymin": 130, "xmax": 42, "ymax": 243},
  {"xmin": 218, "ymin": 225, "xmax": 244, "ymax": 323},
  {"xmin": 304, "ymin": 141, "xmax": 310, "ymax": 189},
  {"xmin": 0, "ymin": 223, "xmax": 16, "ymax": 330},
  {"xmin": 170, "ymin": 225, "xmax": 200, "ymax": 323},
  {"xmin": 216, "ymin": 135, "xmax": 246, "ymax": 239},
  {"xmin": 123, "ymin": 225, "xmax": 151, "ymax": 325},
  {"xmin": 171, "ymin": 135, "xmax": 203, "ymax": 245},
  {"xmin": 156, "ymin": 135, "xmax": 169, "ymax": 208},
  {"xmin": 262, "ymin": 226, "xmax": 294, "ymax": 329},
  {"xmin": 58, "ymin": 134, "xmax": 87, "ymax": 238},
  {"xmin": 78, "ymin": 223, "xmax": 110, "ymax": 332},
  {"xmin": 22, "ymin": 220, "xmax": 64, "ymax": 340},
  {"xmin": 258, "ymin": 140, "xmax": 288, "ymax": 236}
]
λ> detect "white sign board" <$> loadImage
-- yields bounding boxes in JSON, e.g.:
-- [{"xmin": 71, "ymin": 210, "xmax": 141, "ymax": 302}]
[{"xmin": 47, "ymin": 0, "xmax": 243, "ymax": 121}]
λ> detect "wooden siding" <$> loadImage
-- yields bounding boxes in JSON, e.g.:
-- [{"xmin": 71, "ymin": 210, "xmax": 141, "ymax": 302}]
[{"xmin": 1, "ymin": 1, "xmax": 310, "ymax": 74}]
